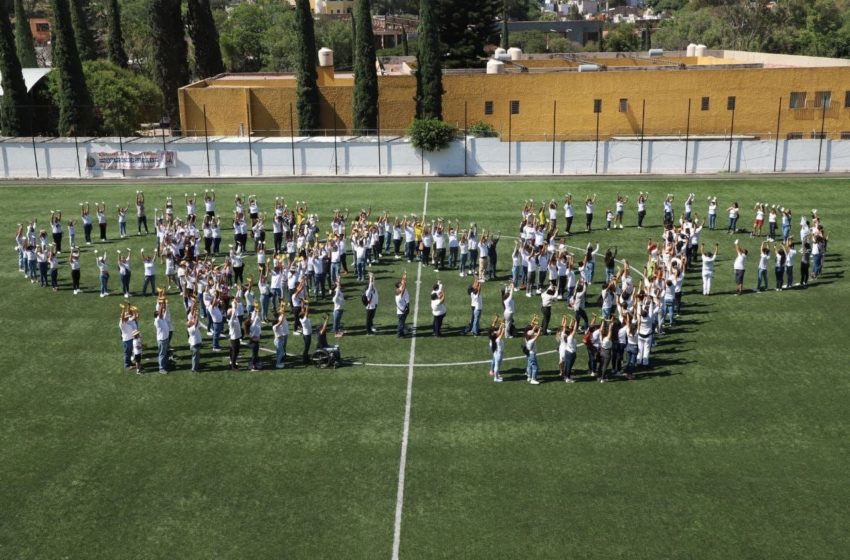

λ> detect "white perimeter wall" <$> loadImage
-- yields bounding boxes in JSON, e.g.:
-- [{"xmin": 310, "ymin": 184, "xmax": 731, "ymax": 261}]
[{"xmin": 1, "ymin": 137, "xmax": 848, "ymax": 179}]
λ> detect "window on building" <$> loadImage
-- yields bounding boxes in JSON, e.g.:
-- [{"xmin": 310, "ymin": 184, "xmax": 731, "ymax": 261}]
[
  {"xmin": 845, "ymin": 91, "xmax": 850, "ymax": 108},
  {"xmin": 814, "ymin": 91, "xmax": 831, "ymax": 109},
  {"xmin": 789, "ymin": 92, "xmax": 807, "ymax": 109},
  {"xmin": 619, "ymin": 99, "xmax": 628, "ymax": 113},
  {"xmin": 593, "ymin": 99, "xmax": 602, "ymax": 113},
  {"xmin": 727, "ymin": 96, "xmax": 736, "ymax": 111},
  {"xmin": 485, "ymin": 101, "xmax": 494, "ymax": 115},
  {"xmin": 841, "ymin": 132, "xmax": 850, "ymax": 140},
  {"xmin": 810, "ymin": 132, "xmax": 827, "ymax": 140},
  {"xmin": 786, "ymin": 132, "xmax": 804, "ymax": 140},
  {"xmin": 510, "ymin": 100, "xmax": 520, "ymax": 115},
  {"xmin": 701, "ymin": 97, "xmax": 709, "ymax": 111}
]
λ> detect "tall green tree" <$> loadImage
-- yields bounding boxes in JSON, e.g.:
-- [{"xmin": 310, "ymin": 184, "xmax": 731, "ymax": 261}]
[
  {"xmin": 70, "ymin": 0, "xmax": 98, "ymax": 61},
  {"xmin": 105, "ymin": 0, "xmax": 127, "ymax": 68},
  {"xmin": 187, "ymin": 0, "xmax": 225, "ymax": 79},
  {"xmin": 0, "ymin": 0, "xmax": 31, "ymax": 135},
  {"xmin": 435, "ymin": 0, "xmax": 500, "ymax": 63},
  {"xmin": 500, "ymin": 2, "xmax": 509, "ymax": 50},
  {"xmin": 148, "ymin": 0, "xmax": 189, "ymax": 127},
  {"xmin": 13, "ymin": 0, "xmax": 38, "ymax": 67},
  {"xmin": 50, "ymin": 0, "xmax": 93, "ymax": 135},
  {"xmin": 416, "ymin": 0, "xmax": 442, "ymax": 119},
  {"xmin": 294, "ymin": 0, "xmax": 319, "ymax": 134},
  {"xmin": 352, "ymin": 0, "xmax": 378, "ymax": 134}
]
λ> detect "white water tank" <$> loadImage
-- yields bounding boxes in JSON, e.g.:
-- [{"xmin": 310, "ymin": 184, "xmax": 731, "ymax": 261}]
[
  {"xmin": 695, "ymin": 44, "xmax": 707, "ymax": 57},
  {"xmin": 487, "ymin": 59, "xmax": 505, "ymax": 74},
  {"xmin": 686, "ymin": 43, "xmax": 697, "ymax": 57},
  {"xmin": 648, "ymin": 48, "xmax": 663, "ymax": 56},
  {"xmin": 578, "ymin": 64, "xmax": 600, "ymax": 72},
  {"xmin": 494, "ymin": 47, "xmax": 507, "ymax": 58},
  {"xmin": 318, "ymin": 48, "xmax": 334, "ymax": 67},
  {"xmin": 508, "ymin": 47, "xmax": 522, "ymax": 60}
]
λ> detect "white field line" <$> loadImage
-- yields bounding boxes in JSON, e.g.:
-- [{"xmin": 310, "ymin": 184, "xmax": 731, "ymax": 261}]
[{"xmin": 391, "ymin": 182, "xmax": 428, "ymax": 559}]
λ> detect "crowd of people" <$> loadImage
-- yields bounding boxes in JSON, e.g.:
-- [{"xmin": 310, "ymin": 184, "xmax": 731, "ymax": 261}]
[{"xmin": 13, "ymin": 189, "xmax": 832, "ymax": 380}]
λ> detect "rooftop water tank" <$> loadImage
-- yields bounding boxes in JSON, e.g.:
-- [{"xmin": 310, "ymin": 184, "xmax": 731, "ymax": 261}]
[
  {"xmin": 695, "ymin": 44, "xmax": 707, "ymax": 57},
  {"xmin": 318, "ymin": 48, "xmax": 334, "ymax": 68},
  {"xmin": 487, "ymin": 59, "xmax": 505, "ymax": 74},
  {"xmin": 497, "ymin": 53, "xmax": 512, "ymax": 61},
  {"xmin": 494, "ymin": 47, "xmax": 507, "ymax": 58},
  {"xmin": 648, "ymin": 48, "xmax": 663, "ymax": 57},
  {"xmin": 686, "ymin": 43, "xmax": 697, "ymax": 57},
  {"xmin": 508, "ymin": 47, "xmax": 522, "ymax": 61},
  {"xmin": 578, "ymin": 64, "xmax": 600, "ymax": 72}
]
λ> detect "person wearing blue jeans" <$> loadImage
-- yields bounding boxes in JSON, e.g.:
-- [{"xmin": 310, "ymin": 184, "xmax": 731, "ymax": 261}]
[
  {"xmin": 395, "ymin": 272, "xmax": 410, "ymax": 338},
  {"xmin": 465, "ymin": 279, "xmax": 482, "ymax": 336},
  {"xmin": 154, "ymin": 310, "xmax": 170, "ymax": 374},
  {"xmin": 525, "ymin": 327, "xmax": 541, "ymax": 385},
  {"xmin": 273, "ymin": 311, "xmax": 289, "ymax": 368}
]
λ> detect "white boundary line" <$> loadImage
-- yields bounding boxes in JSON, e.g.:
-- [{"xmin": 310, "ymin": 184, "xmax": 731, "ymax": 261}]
[{"xmin": 392, "ymin": 182, "xmax": 428, "ymax": 559}]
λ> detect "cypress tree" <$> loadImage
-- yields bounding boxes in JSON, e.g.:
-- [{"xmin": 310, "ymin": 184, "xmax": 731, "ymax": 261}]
[
  {"xmin": 14, "ymin": 0, "xmax": 38, "ymax": 67},
  {"xmin": 187, "ymin": 0, "xmax": 225, "ymax": 79},
  {"xmin": 352, "ymin": 0, "xmax": 378, "ymax": 135},
  {"xmin": 50, "ymin": 0, "xmax": 93, "ymax": 136},
  {"xmin": 402, "ymin": 26, "xmax": 408, "ymax": 56},
  {"xmin": 0, "ymin": 0, "xmax": 30, "ymax": 135},
  {"xmin": 105, "ymin": 0, "xmax": 127, "ymax": 68},
  {"xmin": 148, "ymin": 0, "xmax": 189, "ymax": 128},
  {"xmin": 500, "ymin": 3, "xmax": 509, "ymax": 50},
  {"xmin": 416, "ymin": 0, "xmax": 442, "ymax": 120},
  {"xmin": 294, "ymin": 0, "xmax": 319, "ymax": 135},
  {"xmin": 69, "ymin": 0, "xmax": 97, "ymax": 61}
]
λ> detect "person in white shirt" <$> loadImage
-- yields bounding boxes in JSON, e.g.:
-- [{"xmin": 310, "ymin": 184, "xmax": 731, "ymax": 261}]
[
  {"xmin": 273, "ymin": 304, "xmax": 289, "ymax": 368},
  {"xmin": 299, "ymin": 303, "xmax": 313, "ymax": 364},
  {"xmin": 228, "ymin": 302, "xmax": 243, "ymax": 371},
  {"xmin": 502, "ymin": 280, "xmax": 516, "ymax": 338},
  {"xmin": 154, "ymin": 304, "xmax": 170, "ymax": 374},
  {"xmin": 637, "ymin": 191, "xmax": 649, "ymax": 228},
  {"xmin": 394, "ymin": 270, "xmax": 411, "ymax": 338},
  {"xmin": 119, "ymin": 306, "xmax": 138, "ymax": 370},
  {"xmin": 584, "ymin": 194, "xmax": 597, "ymax": 232},
  {"xmin": 364, "ymin": 273, "xmax": 378, "ymax": 335},
  {"xmin": 563, "ymin": 193, "xmax": 574, "ymax": 235},
  {"xmin": 430, "ymin": 281, "xmax": 446, "ymax": 336},
  {"xmin": 733, "ymin": 239, "xmax": 748, "ymax": 295},
  {"xmin": 756, "ymin": 241, "xmax": 770, "ymax": 292},
  {"xmin": 488, "ymin": 318, "xmax": 506, "ymax": 382},
  {"xmin": 540, "ymin": 282, "xmax": 557, "ymax": 334},
  {"xmin": 332, "ymin": 280, "xmax": 345, "ymax": 336},
  {"xmin": 525, "ymin": 323, "xmax": 541, "ymax": 385},
  {"xmin": 464, "ymin": 278, "xmax": 482, "ymax": 336},
  {"xmin": 187, "ymin": 308, "xmax": 203, "ymax": 373},
  {"xmin": 558, "ymin": 316, "xmax": 579, "ymax": 382},
  {"xmin": 784, "ymin": 240, "xmax": 797, "ymax": 289},
  {"xmin": 700, "ymin": 243, "xmax": 719, "ymax": 295},
  {"xmin": 706, "ymin": 196, "xmax": 717, "ymax": 230},
  {"xmin": 95, "ymin": 250, "xmax": 110, "ymax": 296}
]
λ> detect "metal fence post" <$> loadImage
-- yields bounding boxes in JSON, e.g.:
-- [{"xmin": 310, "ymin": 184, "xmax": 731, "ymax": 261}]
[
  {"xmin": 508, "ymin": 107, "xmax": 512, "ymax": 175},
  {"xmin": 551, "ymin": 100, "xmax": 556, "ymax": 175},
  {"xmin": 773, "ymin": 97, "xmax": 782, "ymax": 173},
  {"xmin": 817, "ymin": 101, "xmax": 827, "ymax": 173},
  {"xmin": 727, "ymin": 101, "xmax": 736, "ymax": 173},
  {"xmin": 333, "ymin": 102, "xmax": 338, "ymax": 175},
  {"xmin": 203, "ymin": 104, "xmax": 211, "ymax": 177},
  {"xmin": 683, "ymin": 99, "xmax": 691, "ymax": 174},
  {"xmin": 246, "ymin": 103, "xmax": 253, "ymax": 177},
  {"xmin": 377, "ymin": 108, "xmax": 381, "ymax": 175},
  {"xmin": 639, "ymin": 99, "xmax": 646, "ymax": 174},
  {"xmin": 289, "ymin": 103, "xmax": 296, "ymax": 176},
  {"xmin": 118, "ymin": 131, "xmax": 125, "ymax": 178},
  {"xmin": 464, "ymin": 101, "xmax": 468, "ymax": 176}
]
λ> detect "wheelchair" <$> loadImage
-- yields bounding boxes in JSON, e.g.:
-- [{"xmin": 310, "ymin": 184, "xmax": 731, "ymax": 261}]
[{"xmin": 311, "ymin": 346, "xmax": 341, "ymax": 369}]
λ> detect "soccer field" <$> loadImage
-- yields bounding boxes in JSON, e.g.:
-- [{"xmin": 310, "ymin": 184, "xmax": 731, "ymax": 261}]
[{"xmin": 1, "ymin": 177, "xmax": 848, "ymax": 559}]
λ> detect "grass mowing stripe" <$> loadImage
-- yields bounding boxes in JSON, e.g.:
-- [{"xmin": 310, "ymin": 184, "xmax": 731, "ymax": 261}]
[{"xmin": 392, "ymin": 182, "xmax": 428, "ymax": 560}]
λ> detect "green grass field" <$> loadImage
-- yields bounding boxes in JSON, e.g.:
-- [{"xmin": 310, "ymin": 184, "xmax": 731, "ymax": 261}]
[{"xmin": 1, "ymin": 178, "xmax": 848, "ymax": 559}]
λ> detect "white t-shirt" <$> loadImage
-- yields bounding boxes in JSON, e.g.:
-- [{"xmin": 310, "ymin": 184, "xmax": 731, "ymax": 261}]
[
  {"xmin": 187, "ymin": 324, "xmax": 202, "ymax": 346},
  {"xmin": 702, "ymin": 254, "xmax": 716, "ymax": 275},
  {"xmin": 395, "ymin": 289, "xmax": 410, "ymax": 314},
  {"xmin": 119, "ymin": 319, "xmax": 136, "ymax": 342},
  {"xmin": 734, "ymin": 253, "xmax": 747, "ymax": 271},
  {"xmin": 154, "ymin": 317, "xmax": 169, "ymax": 342},
  {"xmin": 431, "ymin": 296, "xmax": 446, "ymax": 316},
  {"xmin": 470, "ymin": 290, "xmax": 482, "ymax": 310}
]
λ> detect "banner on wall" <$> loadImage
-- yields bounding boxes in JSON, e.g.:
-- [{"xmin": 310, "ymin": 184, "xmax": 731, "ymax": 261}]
[{"xmin": 86, "ymin": 150, "xmax": 176, "ymax": 170}]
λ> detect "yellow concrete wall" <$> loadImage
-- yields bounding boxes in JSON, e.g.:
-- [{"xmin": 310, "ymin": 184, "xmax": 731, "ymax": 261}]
[{"xmin": 181, "ymin": 66, "xmax": 850, "ymax": 140}]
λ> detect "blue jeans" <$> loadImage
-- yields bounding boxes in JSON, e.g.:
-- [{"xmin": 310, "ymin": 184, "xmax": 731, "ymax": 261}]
[
  {"xmin": 314, "ymin": 273, "xmax": 326, "ymax": 299},
  {"xmin": 142, "ymin": 275, "xmax": 156, "ymax": 296},
  {"xmin": 459, "ymin": 253, "xmax": 468, "ymax": 273},
  {"xmin": 271, "ymin": 287, "xmax": 282, "ymax": 310},
  {"xmin": 512, "ymin": 264, "xmax": 522, "ymax": 286},
  {"xmin": 626, "ymin": 344, "xmax": 638, "ymax": 374},
  {"xmin": 157, "ymin": 340, "xmax": 168, "ymax": 372},
  {"xmin": 775, "ymin": 266, "xmax": 784, "ymax": 288},
  {"xmin": 468, "ymin": 308, "xmax": 481, "ymax": 335},
  {"xmin": 100, "ymin": 274, "xmax": 109, "ymax": 295},
  {"xmin": 526, "ymin": 352, "xmax": 538, "ymax": 380},
  {"xmin": 813, "ymin": 254, "xmax": 823, "ymax": 276},
  {"xmin": 663, "ymin": 301, "xmax": 674, "ymax": 326},
  {"xmin": 333, "ymin": 310, "xmax": 343, "ymax": 334},
  {"xmin": 274, "ymin": 336, "xmax": 287, "ymax": 366},
  {"xmin": 120, "ymin": 273, "xmax": 131, "ymax": 294},
  {"xmin": 405, "ymin": 241, "xmax": 415, "ymax": 261},
  {"xmin": 449, "ymin": 247, "xmax": 458, "ymax": 267},
  {"xmin": 119, "ymin": 222, "xmax": 127, "ymax": 237},
  {"xmin": 28, "ymin": 259, "xmax": 37, "ymax": 279},
  {"xmin": 490, "ymin": 351, "xmax": 503, "ymax": 375},
  {"xmin": 757, "ymin": 269, "xmax": 768, "ymax": 291},
  {"xmin": 212, "ymin": 321, "xmax": 223, "ymax": 350},
  {"xmin": 708, "ymin": 214, "xmax": 716, "ymax": 229},
  {"xmin": 782, "ymin": 225, "xmax": 791, "ymax": 242},
  {"xmin": 562, "ymin": 351, "xmax": 576, "ymax": 379},
  {"xmin": 330, "ymin": 262, "xmax": 340, "ymax": 284},
  {"xmin": 191, "ymin": 344, "xmax": 201, "ymax": 371},
  {"xmin": 605, "ymin": 266, "xmax": 615, "ymax": 283},
  {"xmin": 586, "ymin": 261, "xmax": 595, "ymax": 284},
  {"xmin": 123, "ymin": 340, "xmax": 133, "ymax": 368},
  {"xmin": 261, "ymin": 293, "xmax": 271, "ymax": 320},
  {"xmin": 785, "ymin": 266, "xmax": 793, "ymax": 288},
  {"xmin": 356, "ymin": 259, "xmax": 366, "ymax": 280},
  {"xmin": 397, "ymin": 312, "xmax": 408, "ymax": 337},
  {"xmin": 728, "ymin": 217, "xmax": 738, "ymax": 232}
]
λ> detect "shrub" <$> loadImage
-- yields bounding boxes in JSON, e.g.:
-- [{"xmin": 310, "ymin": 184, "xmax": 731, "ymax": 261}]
[
  {"xmin": 468, "ymin": 122, "xmax": 498, "ymax": 138},
  {"xmin": 407, "ymin": 118, "xmax": 458, "ymax": 152}
]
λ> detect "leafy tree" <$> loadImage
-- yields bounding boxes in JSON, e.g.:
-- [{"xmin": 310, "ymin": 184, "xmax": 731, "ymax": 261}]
[
  {"xmin": 148, "ymin": 0, "xmax": 189, "ymax": 127},
  {"xmin": 416, "ymin": 0, "xmax": 442, "ymax": 120},
  {"xmin": 408, "ymin": 117, "xmax": 457, "ymax": 151},
  {"xmin": 70, "ymin": 0, "xmax": 98, "ymax": 61},
  {"xmin": 262, "ymin": 5, "xmax": 300, "ymax": 72},
  {"xmin": 50, "ymin": 0, "xmax": 93, "ymax": 135},
  {"xmin": 651, "ymin": 10, "xmax": 731, "ymax": 50},
  {"xmin": 505, "ymin": 0, "xmax": 540, "ymax": 21},
  {"xmin": 436, "ymin": 0, "xmax": 501, "ymax": 63},
  {"xmin": 0, "ymin": 0, "xmax": 30, "ymax": 135},
  {"xmin": 565, "ymin": 3, "xmax": 582, "ymax": 20},
  {"xmin": 13, "ymin": 0, "xmax": 38, "ymax": 67},
  {"xmin": 316, "ymin": 18, "xmax": 354, "ymax": 69},
  {"xmin": 187, "ymin": 0, "xmax": 225, "ymax": 78},
  {"xmin": 548, "ymin": 37, "xmax": 580, "ymax": 53},
  {"xmin": 509, "ymin": 30, "xmax": 547, "ymax": 53},
  {"xmin": 500, "ymin": 2, "xmax": 509, "ymax": 49},
  {"xmin": 372, "ymin": 0, "xmax": 420, "ymax": 15},
  {"xmin": 696, "ymin": 0, "xmax": 772, "ymax": 51},
  {"xmin": 220, "ymin": 1, "xmax": 271, "ymax": 72},
  {"xmin": 48, "ymin": 60, "xmax": 161, "ymax": 135},
  {"xmin": 294, "ymin": 0, "xmax": 319, "ymax": 134},
  {"xmin": 537, "ymin": 11, "xmax": 559, "ymax": 21},
  {"xmin": 604, "ymin": 23, "xmax": 640, "ymax": 52},
  {"xmin": 105, "ymin": 0, "xmax": 127, "ymax": 68},
  {"xmin": 353, "ymin": 0, "xmax": 378, "ymax": 134}
]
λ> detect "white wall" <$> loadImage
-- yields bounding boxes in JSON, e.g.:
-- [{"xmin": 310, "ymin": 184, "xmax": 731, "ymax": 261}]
[{"xmin": 1, "ymin": 136, "xmax": 847, "ymax": 179}]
